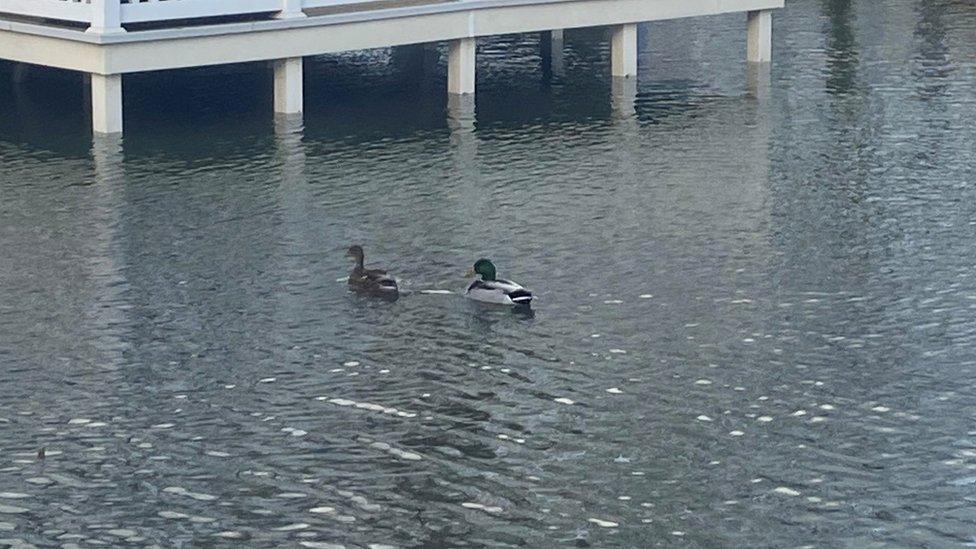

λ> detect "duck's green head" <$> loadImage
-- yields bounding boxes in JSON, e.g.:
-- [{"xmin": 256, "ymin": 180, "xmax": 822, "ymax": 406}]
[{"xmin": 469, "ymin": 258, "xmax": 497, "ymax": 281}]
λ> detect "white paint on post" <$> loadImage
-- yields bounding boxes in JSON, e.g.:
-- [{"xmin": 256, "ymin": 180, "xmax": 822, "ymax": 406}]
[
  {"xmin": 275, "ymin": 0, "xmax": 306, "ymax": 19},
  {"xmin": 91, "ymin": 73, "xmax": 123, "ymax": 134},
  {"xmin": 747, "ymin": 10, "xmax": 772, "ymax": 63},
  {"xmin": 611, "ymin": 76, "xmax": 637, "ymax": 119},
  {"xmin": 273, "ymin": 57, "xmax": 304, "ymax": 114},
  {"xmin": 87, "ymin": 0, "xmax": 124, "ymax": 34},
  {"xmin": 551, "ymin": 29, "xmax": 564, "ymax": 41},
  {"xmin": 448, "ymin": 37, "xmax": 476, "ymax": 95},
  {"xmin": 611, "ymin": 23, "xmax": 637, "ymax": 78}
]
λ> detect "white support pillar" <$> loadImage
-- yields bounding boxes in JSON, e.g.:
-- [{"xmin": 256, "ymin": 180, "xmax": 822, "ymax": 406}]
[
  {"xmin": 747, "ymin": 10, "xmax": 773, "ymax": 63},
  {"xmin": 87, "ymin": 0, "xmax": 123, "ymax": 34},
  {"xmin": 273, "ymin": 57, "xmax": 304, "ymax": 114},
  {"xmin": 275, "ymin": 0, "xmax": 306, "ymax": 19},
  {"xmin": 551, "ymin": 29, "xmax": 564, "ymax": 42},
  {"xmin": 611, "ymin": 23, "xmax": 637, "ymax": 78},
  {"xmin": 448, "ymin": 38, "xmax": 476, "ymax": 95},
  {"xmin": 91, "ymin": 73, "xmax": 123, "ymax": 135}
]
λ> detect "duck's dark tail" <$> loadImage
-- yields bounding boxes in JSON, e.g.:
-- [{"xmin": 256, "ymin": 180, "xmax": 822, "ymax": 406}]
[{"xmin": 509, "ymin": 290, "xmax": 533, "ymax": 305}]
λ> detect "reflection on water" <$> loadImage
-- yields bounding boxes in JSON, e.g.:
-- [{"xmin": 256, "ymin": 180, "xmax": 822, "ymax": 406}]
[
  {"xmin": 824, "ymin": 0, "xmax": 861, "ymax": 96},
  {"xmin": 2, "ymin": 0, "xmax": 976, "ymax": 546}
]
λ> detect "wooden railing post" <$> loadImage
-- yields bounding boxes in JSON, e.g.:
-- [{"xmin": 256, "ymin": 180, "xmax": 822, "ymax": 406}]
[
  {"xmin": 276, "ymin": 0, "xmax": 306, "ymax": 19},
  {"xmin": 87, "ymin": 0, "xmax": 124, "ymax": 34}
]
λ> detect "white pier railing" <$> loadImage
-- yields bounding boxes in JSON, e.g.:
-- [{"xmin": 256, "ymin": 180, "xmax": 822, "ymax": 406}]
[
  {"xmin": 0, "ymin": 0, "xmax": 92, "ymax": 25},
  {"xmin": 0, "ymin": 0, "xmax": 372, "ymax": 31}
]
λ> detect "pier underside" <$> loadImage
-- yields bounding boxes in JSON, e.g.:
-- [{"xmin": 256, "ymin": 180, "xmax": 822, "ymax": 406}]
[{"xmin": 0, "ymin": 0, "xmax": 783, "ymax": 133}]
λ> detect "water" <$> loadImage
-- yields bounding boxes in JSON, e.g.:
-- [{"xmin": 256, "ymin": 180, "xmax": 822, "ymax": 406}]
[{"xmin": 1, "ymin": 0, "xmax": 976, "ymax": 546}]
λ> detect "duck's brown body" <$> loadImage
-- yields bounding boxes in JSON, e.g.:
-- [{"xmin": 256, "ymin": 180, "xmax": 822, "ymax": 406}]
[{"xmin": 346, "ymin": 245, "xmax": 399, "ymax": 296}]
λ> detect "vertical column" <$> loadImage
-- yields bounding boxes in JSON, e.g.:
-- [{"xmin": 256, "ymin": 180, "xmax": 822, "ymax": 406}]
[
  {"xmin": 91, "ymin": 73, "xmax": 123, "ymax": 135},
  {"xmin": 541, "ymin": 30, "xmax": 565, "ymax": 78},
  {"xmin": 87, "ymin": 0, "xmax": 123, "ymax": 34},
  {"xmin": 273, "ymin": 57, "xmax": 304, "ymax": 114},
  {"xmin": 747, "ymin": 10, "xmax": 773, "ymax": 63},
  {"xmin": 275, "ymin": 0, "xmax": 305, "ymax": 19},
  {"xmin": 611, "ymin": 77, "xmax": 637, "ymax": 120},
  {"xmin": 448, "ymin": 38, "xmax": 476, "ymax": 95},
  {"xmin": 611, "ymin": 23, "xmax": 637, "ymax": 78}
]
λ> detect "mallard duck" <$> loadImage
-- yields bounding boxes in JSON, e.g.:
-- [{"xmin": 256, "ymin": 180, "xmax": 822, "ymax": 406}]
[
  {"xmin": 464, "ymin": 258, "xmax": 533, "ymax": 306},
  {"xmin": 346, "ymin": 245, "xmax": 398, "ymax": 296}
]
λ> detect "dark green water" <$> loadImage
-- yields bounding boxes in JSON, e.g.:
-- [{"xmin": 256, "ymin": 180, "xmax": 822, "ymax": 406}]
[{"xmin": 2, "ymin": 0, "xmax": 976, "ymax": 546}]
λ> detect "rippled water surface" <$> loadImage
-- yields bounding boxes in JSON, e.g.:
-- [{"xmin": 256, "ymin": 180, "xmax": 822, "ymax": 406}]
[{"xmin": 2, "ymin": 0, "xmax": 976, "ymax": 546}]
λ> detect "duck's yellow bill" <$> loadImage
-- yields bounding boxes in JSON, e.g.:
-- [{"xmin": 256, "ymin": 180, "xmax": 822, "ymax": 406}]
[{"xmin": 465, "ymin": 268, "xmax": 475, "ymax": 277}]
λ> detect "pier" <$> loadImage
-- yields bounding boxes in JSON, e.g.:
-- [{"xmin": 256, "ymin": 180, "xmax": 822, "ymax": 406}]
[{"xmin": 0, "ymin": 0, "xmax": 782, "ymax": 134}]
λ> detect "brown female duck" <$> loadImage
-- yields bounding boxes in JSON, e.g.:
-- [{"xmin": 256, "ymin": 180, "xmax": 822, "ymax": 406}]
[{"xmin": 346, "ymin": 245, "xmax": 399, "ymax": 296}]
